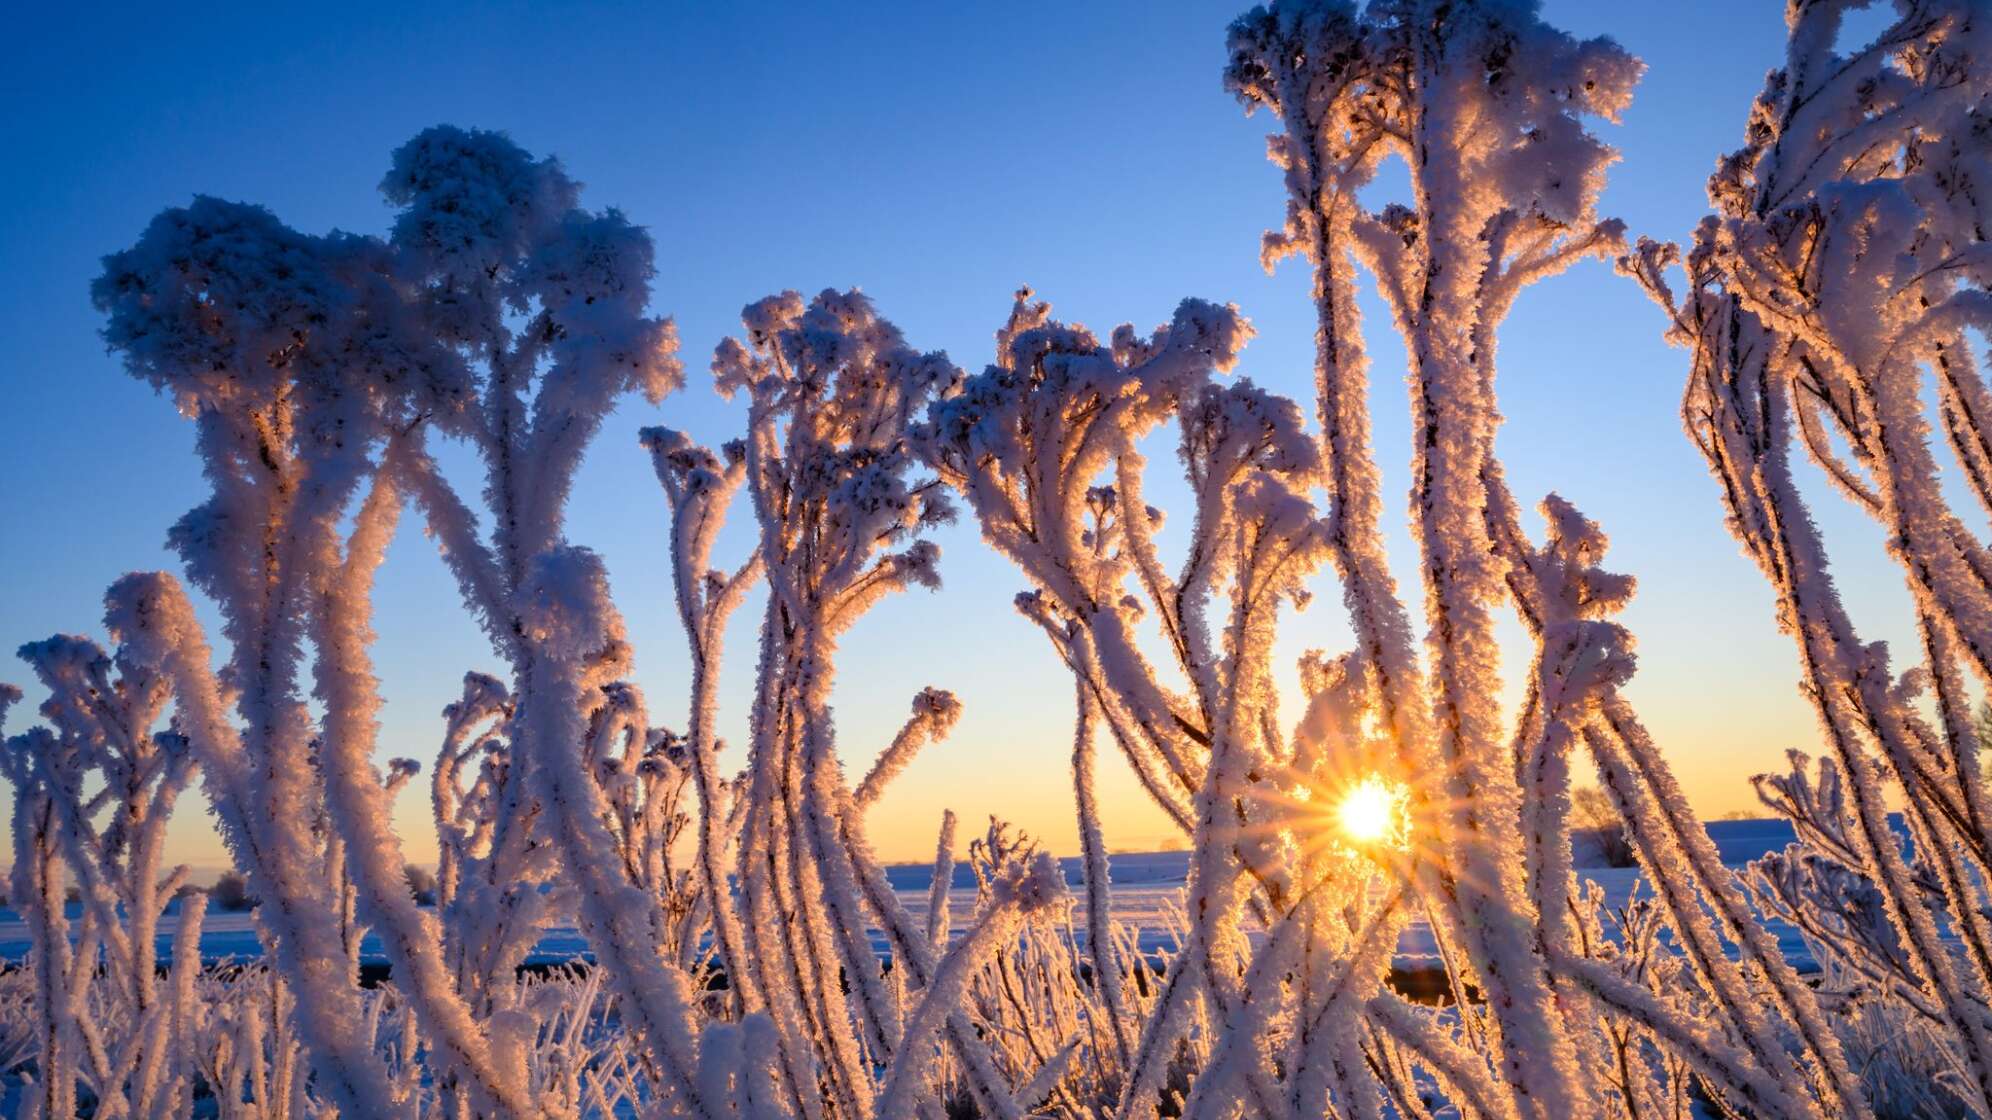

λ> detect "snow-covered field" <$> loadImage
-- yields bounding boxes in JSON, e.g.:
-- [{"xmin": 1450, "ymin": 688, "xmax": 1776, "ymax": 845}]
[{"xmin": 0, "ymin": 818, "xmax": 1829, "ymax": 978}]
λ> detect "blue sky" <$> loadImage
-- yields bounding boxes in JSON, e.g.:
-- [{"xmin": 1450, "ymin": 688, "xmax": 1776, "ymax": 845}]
[{"xmin": 0, "ymin": 1, "xmax": 1918, "ymax": 865}]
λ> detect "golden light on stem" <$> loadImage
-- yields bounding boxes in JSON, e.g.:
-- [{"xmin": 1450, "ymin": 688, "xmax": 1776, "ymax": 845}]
[{"xmin": 1335, "ymin": 775, "xmax": 1409, "ymax": 849}]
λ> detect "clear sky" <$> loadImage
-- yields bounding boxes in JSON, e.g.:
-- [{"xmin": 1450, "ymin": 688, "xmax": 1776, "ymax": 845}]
[{"xmin": 0, "ymin": 1, "xmax": 1922, "ymax": 870}]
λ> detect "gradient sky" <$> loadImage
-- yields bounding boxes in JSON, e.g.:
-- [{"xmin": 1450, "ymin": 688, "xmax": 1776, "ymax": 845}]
[{"xmin": 0, "ymin": 1, "xmax": 1923, "ymax": 870}]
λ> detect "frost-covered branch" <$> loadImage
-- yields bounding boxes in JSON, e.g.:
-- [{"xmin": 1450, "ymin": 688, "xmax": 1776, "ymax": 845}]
[{"xmin": 1625, "ymin": 1, "xmax": 1992, "ymax": 1108}]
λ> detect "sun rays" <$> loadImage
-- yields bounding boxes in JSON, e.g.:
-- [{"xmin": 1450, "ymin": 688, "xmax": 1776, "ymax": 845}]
[{"xmin": 1335, "ymin": 775, "xmax": 1407, "ymax": 848}]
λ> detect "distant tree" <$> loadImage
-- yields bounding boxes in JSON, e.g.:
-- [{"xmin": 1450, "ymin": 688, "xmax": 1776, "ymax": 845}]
[
  {"xmin": 1571, "ymin": 787, "xmax": 1637, "ymax": 868},
  {"xmin": 210, "ymin": 872, "xmax": 256, "ymax": 912}
]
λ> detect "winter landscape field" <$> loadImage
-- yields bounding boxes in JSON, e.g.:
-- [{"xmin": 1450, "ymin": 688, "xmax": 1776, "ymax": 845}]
[
  {"xmin": 0, "ymin": 819, "xmax": 1848, "ymax": 979},
  {"xmin": 4, "ymin": 0, "xmax": 1992, "ymax": 1117}
]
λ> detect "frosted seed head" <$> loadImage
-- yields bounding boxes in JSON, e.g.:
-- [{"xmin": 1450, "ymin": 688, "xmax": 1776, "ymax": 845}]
[{"xmin": 382, "ymin": 125, "xmax": 579, "ymax": 286}]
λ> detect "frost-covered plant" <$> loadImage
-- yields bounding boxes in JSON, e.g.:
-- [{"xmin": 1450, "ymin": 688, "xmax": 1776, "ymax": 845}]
[
  {"xmin": 1621, "ymin": 0, "xmax": 1992, "ymax": 1111},
  {"xmin": 59, "ymin": 124, "xmax": 679, "ymax": 1119},
  {"xmin": 0, "ymin": 634, "xmax": 198, "ymax": 1120},
  {"xmin": 641, "ymin": 427, "xmax": 760, "ymax": 1013},
  {"xmin": 382, "ymin": 123, "xmax": 682, "ymax": 654},
  {"xmin": 701, "ymin": 287, "xmax": 1063, "ymax": 1119},
  {"xmin": 914, "ymin": 287, "xmax": 1340, "ymax": 1115},
  {"xmin": 1226, "ymin": 2, "xmax": 1889, "ymax": 1116},
  {"xmin": 380, "ymin": 125, "xmax": 683, "ymax": 1041},
  {"xmin": 83, "ymin": 188, "xmax": 511, "ymax": 1117},
  {"xmin": 188, "ymin": 966, "xmax": 325, "ymax": 1120},
  {"xmin": 942, "ymin": 819, "xmax": 1166, "ymax": 1118},
  {"xmin": 379, "ymin": 126, "xmax": 693, "ymax": 1118},
  {"xmin": 374, "ymin": 133, "xmax": 718, "ymax": 1119}
]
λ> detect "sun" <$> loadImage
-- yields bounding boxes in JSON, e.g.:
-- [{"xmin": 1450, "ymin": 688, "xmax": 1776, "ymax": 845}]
[{"xmin": 1336, "ymin": 775, "xmax": 1406, "ymax": 847}]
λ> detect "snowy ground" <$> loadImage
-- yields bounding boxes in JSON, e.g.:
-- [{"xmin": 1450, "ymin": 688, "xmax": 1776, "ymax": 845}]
[{"xmin": 0, "ymin": 818, "xmax": 1827, "ymax": 975}]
